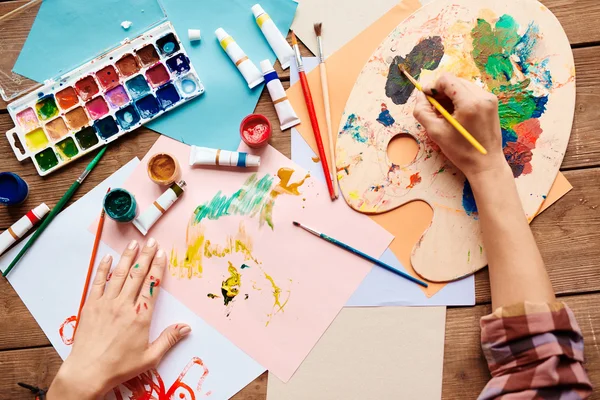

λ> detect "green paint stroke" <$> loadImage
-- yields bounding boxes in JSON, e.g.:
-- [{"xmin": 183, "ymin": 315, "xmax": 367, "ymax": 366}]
[
  {"xmin": 193, "ymin": 173, "xmax": 276, "ymax": 229},
  {"xmin": 241, "ymin": 264, "xmax": 251, "ymax": 269},
  {"xmin": 472, "ymin": 15, "xmax": 520, "ymax": 82},
  {"xmin": 134, "ymin": 263, "xmax": 140, "ymax": 269}
]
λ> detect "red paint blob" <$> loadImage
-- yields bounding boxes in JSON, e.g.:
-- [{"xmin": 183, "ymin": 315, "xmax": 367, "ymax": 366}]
[
  {"xmin": 240, "ymin": 114, "xmax": 272, "ymax": 148},
  {"xmin": 146, "ymin": 63, "xmax": 170, "ymax": 88},
  {"xmin": 406, "ymin": 172, "xmax": 422, "ymax": 189},
  {"xmin": 96, "ymin": 65, "xmax": 120, "ymax": 90}
]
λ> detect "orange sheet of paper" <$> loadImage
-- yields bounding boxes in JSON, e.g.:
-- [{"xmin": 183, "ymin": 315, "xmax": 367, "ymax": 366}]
[{"xmin": 286, "ymin": 0, "xmax": 573, "ymax": 296}]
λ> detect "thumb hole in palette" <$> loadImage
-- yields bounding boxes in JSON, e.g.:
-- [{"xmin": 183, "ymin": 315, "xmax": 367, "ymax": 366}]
[{"xmin": 387, "ymin": 133, "xmax": 419, "ymax": 167}]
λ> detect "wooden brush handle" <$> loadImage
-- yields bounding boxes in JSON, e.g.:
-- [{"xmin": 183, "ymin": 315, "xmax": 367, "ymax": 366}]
[{"xmin": 319, "ymin": 62, "xmax": 338, "ymax": 198}]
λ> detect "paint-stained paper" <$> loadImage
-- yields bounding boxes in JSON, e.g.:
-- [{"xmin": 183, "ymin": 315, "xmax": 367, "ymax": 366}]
[
  {"xmin": 0, "ymin": 160, "xmax": 265, "ymax": 400},
  {"xmin": 267, "ymin": 306, "xmax": 447, "ymax": 400},
  {"xmin": 13, "ymin": 0, "xmax": 298, "ymax": 150},
  {"xmin": 291, "ymin": 125, "xmax": 475, "ymax": 306},
  {"xmin": 99, "ymin": 136, "xmax": 394, "ymax": 382}
]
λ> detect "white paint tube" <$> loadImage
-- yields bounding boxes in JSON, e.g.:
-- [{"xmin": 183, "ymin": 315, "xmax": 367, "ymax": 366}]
[
  {"xmin": 260, "ymin": 59, "xmax": 300, "ymax": 130},
  {"xmin": 133, "ymin": 180, "xmax": 186, "ymax": 236},
  {"xmin": 252, "ymin": 4, "xmax": 294, "ymax": 70},
  {"xmin": 215, "ymin": 28, "xmax": 264, "ymax": 89},
  {"xmin": 0, "ymin": 203, "xmax": 50, "ymax": 256},
  {"xmin": 189, "ymin": 146, "xmax": 261, "ymax": 168}
]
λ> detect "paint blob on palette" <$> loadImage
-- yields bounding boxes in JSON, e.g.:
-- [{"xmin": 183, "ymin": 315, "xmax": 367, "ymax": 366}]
[
  {"xmin": 5, "ymin": 21, "xmax": 205, "ymax": 176},
  {"xmin": 336, "ymin": 0, "xmax": 575, "ymax": 282}
]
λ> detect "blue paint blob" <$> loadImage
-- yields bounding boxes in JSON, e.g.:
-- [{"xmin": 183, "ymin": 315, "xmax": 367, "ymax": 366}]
[
  {"xmin": 125, "ymin": 75, "xmax": 151, "ymax": 100},
  {"xmin": 115, "ymin": 105, "xmax": 141, "ymax": 130},
  {"xmin": 156, "ymin": 33, "xmax": 180, "ymax": 56},
  {"xmin": 94, "ymin": 116, "xmax": 119, "ymax": 140},
  {"xmin": 501, "ymin": 128, "xmax": 518, "ymax": 147},
  {"xmin": 135, "ymin": 95, "xmax": 161, "ymax": 119},
  {"xmin": 376, "ymin": 109, "xmax": 395, "ymax": 127},
  {"xmin": 462, "ymin": 179, "xmax": 478, "ymax": 217},
  {"xmin": 531, "ymin": 95, "xmax": 548, "ymax": 119},
  {"xmin": 156, "ymin": 84, "xmax": 181, "ymax": 110},
  {"xmin": 341, "ymin": 114, "xmax": 368, "ymax": 143},
  {"xmin": 166, "ymin": 53, "xmax": 191, "ymax": 75},
  {"xmin": 0, "ymin": 172, "xmax": 29, "ymax": 205}
]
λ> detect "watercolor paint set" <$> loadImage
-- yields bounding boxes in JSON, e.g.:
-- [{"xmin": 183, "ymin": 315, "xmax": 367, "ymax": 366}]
[{"xmin": 5, "ymin": 21, "xmax": 205, "ymax": 176}]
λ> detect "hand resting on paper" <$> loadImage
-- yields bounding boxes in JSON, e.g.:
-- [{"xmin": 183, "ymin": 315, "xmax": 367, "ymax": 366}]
[
  {"xmin": 414, "ymin": 73, "xmax": 591, "ymax": 398},
  {"xmin": 46, "ymin": 238, "xmax": 191, "ymax": 400}
]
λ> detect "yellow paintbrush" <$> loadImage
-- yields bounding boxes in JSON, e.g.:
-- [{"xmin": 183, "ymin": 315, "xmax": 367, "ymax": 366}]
[{"xmin": 399, "ymin": 65, "xmax": 488, "ymax": 155}]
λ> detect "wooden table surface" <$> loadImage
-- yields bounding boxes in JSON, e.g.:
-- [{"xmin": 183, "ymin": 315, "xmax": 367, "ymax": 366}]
[{"xmin": 1, "ymin": 0, "xmax": 599, "ymax": 399}]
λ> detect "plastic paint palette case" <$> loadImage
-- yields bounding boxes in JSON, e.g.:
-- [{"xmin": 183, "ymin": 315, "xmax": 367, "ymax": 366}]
[{"xmin": 5, "ymin": 21, "xmax": 205, "ymax": 176}]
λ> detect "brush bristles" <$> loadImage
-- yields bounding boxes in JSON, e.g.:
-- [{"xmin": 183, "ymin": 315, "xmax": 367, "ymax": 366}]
[
  {"xmin": 314, "ymin": 22, "xmax": 322, "ymax": 37},
  {"xmin": 291, "ymin": 30, "xmax": 297, "ymax": 46},
  {"xmin": 292, "ymin": 221, "xmax": 300, "ymax": 226}
]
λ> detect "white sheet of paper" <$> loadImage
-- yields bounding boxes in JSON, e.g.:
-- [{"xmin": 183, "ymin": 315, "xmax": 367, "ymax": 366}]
[
  {"xmin": 0, "ymin": 159, "xmax": 264, "ymax": 400},
  {"xmin": 290, "ymin": 58, "xmax": 475, "ymax": 306},
  {"xmin": 290, "ymin": 0, "xmax": 399, "ymax": 56},
  {"xmin": 267, "ymin": 306, "xmax": 446, "ymax": 399}
]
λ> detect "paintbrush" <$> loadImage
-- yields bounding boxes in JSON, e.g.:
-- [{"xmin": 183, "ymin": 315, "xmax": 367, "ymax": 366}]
[
  {"xmin": 73, "ymin": 187, "xmax": 110, "ymax": 337},
  {"xmin": 293, "ymin": 221, "xmax": 428, "ymax": 288},
  {"xmin": 291, "ymin": 31, "xmax": 336, "ymax": 201},
  {"xmin": 2, "ymin": 147, "xmax": 108, "ymax": 277},
  {"xmin": 399, "ymin": 65, "xmax": 488, "ymax": 155},
  {"xmin": 314, "ymin": 23, "xmax": 338, "ymax": 199}
]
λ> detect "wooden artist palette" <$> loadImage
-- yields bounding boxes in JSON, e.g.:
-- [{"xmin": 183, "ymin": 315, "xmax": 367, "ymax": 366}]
[
  {"xmin": 336, "ymin": 0, "xmax": 575, "ymax": 282},
  {"xmin": 5, "ymin": 21, "xmax": 205, "ymax": 176}
]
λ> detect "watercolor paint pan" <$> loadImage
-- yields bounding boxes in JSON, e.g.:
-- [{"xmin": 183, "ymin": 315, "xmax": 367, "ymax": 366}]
[{"xmin": 5, "ymin": 21, "xmax": 205, "ymax": 176}]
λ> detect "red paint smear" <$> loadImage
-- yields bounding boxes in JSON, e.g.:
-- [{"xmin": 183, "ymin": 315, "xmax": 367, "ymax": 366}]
[
  {"xmin": 144, "ymin": 302, "xmax": 148, "ymax": 310},
  {"xmin": 514, "ymin": 119, "xmax": 542, "ymax": 148},
  {"xmin": 112, "ymin": 357, "xmax": 210, "ymax": 400},
  {"xmin": 106, "ymin": 272, "xmax": 113, "ymax": 281},
  {"xmin": 58, "ymin": 315, "xmax": 77, "ymax": 345},
  {"xmin": 136, "ymin": 303, "xmax": 141, "ymax": 314},
  {"xmin": 406, "ymin": 172, "xmax": 422, "ymax": 189}
]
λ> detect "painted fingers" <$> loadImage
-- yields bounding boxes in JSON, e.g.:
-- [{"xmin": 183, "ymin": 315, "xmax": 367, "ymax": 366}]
[
  {"xmin": 104, "ymin": 240, "xmax": 139, "ymax": 298},
  {"xmin": 121, "ymin": 238, "xmax": 158, "ymax": 301},
  {"xmin": 136, "ymin": 248, "xmax": 166, "ymax": 313}
]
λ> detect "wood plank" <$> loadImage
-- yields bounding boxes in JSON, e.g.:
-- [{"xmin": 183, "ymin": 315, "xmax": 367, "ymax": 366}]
[
  {"xmin": 542, "ymin": 0, "xmax": 600, "ymax": 46},
  {"xmin": 3, "ymin": 291, "xmax": 600, "ymax": 399},
  {"xmin": 475, "ymin": 166, "xmax": 600, "ymax": 304},
  {"xmin": 563, "ymin": 46, "xmax": 600, "ymax": 169},
  {"xmin": 443, "ymin": 292, "xmax": 600, "ymax": 400},
  {"xmin": 0, "ymin": 347, "xmax": 61, "ymax": 400}
]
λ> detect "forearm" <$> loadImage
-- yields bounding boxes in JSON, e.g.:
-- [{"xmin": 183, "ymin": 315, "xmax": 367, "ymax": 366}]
[
  {"xmin": 46, "ymin": 362, "xmax": 106, "ymax": 400},
  {"xmin": 468, "ymin": 164, "xmax": 555, "ymax": 310}
]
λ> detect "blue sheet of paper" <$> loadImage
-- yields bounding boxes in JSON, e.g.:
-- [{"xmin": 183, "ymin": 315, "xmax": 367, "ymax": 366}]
[
  {"xmin": 290, "ymin": 58, "xmax": 475, "ymax": 306},
  {"xmin": 14, "ymin": 0, "xmax": 167, "ymax": 81},
  {"xmin": 13, "ymin": 0, "xmax": 297, "ymax": 150}
]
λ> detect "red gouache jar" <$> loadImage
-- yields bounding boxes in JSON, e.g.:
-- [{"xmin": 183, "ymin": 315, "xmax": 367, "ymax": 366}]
[{"xmin": 240, "ymin": 114, "xmax": 272, "ymax": 148}]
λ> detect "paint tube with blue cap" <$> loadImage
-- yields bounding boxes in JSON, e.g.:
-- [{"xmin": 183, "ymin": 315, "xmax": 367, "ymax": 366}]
[
  {"xmin": 189, "ymin": 146, "xmax": 261, "ymax": 168},
  {"xmin": 260, "ymin": 60, "xmax": 300, "ymax": 130}
]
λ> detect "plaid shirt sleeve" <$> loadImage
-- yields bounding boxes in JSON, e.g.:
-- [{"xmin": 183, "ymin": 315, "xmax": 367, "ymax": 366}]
[{"xmin": 478, "ymin": 302, "xmax": 593, "ymax": 399}]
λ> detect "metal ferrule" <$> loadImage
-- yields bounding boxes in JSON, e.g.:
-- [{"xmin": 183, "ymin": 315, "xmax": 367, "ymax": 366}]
[
  {"xmin": 293, "ymin": 44, "xmax": 304, "ymax": 71},
  {"xmin": 77, "ymin": 169, "xmax": 91, "ymax": 183},
  {"xmin": 316, "ymin": 37, "xmax": 325, "ymax": 63}
]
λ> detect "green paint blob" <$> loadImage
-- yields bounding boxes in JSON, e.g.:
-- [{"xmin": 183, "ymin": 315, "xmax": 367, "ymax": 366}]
[
  {"xmin": 134, "ymin": 263, "xmax": 140, "ymax": 269},
  {"xmin": 56, "ymin": 137, "xmax": 79, "ymax": 159},
  {"xmin": 75, "ymin": 127, "xmax": 99, "ymax": 150},
  {"xmin": 34, "ymin": 148, "xmax": 59, "ymax": 171},
  {"xmin": 35, "ymin": 96, "xmax": 59, "ymax": 121},
  {"xmin": 240, "ymin": 264, "xmax": 251, "ymax": 269},
  {"xmin": 103, "ymin": 188, "xmax": 137, "ymax": 222},
  {"xmin": 193, "ymin": 174, "xmax": 275, "ymax": 228},
  {"xmin": 471, "ymin": 16, "xmax": 520, "ymax": 82}
]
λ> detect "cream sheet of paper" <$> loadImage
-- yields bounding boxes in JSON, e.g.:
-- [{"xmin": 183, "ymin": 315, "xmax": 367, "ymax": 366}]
[
  {"xmin": 290, "ymin": 0, "xmax": 398, "ymax": 56},
  {"xmin": 286, "ymin": 0, "xmax": 572, "ymax": 296},
  {"xmin": 100, "ymin": 136, "xmax": 394, "ymax": 382},
  {"xmin": 0, "ymin": 160, "xmax": 265, "ymax": 400},
  {"xmin": 267, "ymin": 306, "xmax": 446, "ymax": 399}
]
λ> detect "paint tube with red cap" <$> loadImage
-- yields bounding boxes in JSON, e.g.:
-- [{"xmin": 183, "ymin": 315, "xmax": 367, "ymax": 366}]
[{"xmin": 0, "ymin": 203, "xmax": 50, "ymax": 256}]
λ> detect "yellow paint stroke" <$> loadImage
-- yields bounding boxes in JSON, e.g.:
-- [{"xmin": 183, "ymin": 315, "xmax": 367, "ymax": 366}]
[
  {"xmin": 170, "ymin": 222, "xmax": 259, "ymax": 279},
  {"xmin": 221, "ymin": 262, "xmax": 241, "ymax": 306},
  {"xmin": 271, "ymin": 168, "xmax": 310, "ymax": 198},
  {"xmin": 263, "ymin": 272, "xmax": 291, "ymax": 327}
]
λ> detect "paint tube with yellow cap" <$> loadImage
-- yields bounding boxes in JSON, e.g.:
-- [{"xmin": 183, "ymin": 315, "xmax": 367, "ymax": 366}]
[
  {"xmin": 215, "ymin": 28, "xmax": 264, "ymax": 89},
  {"xmin": 133, "ymin": 180, "xmax": 186, "ymax": 236},
  {"xmin": 252, "ymin": 4, "xmax": 294, "ymax": 70}
]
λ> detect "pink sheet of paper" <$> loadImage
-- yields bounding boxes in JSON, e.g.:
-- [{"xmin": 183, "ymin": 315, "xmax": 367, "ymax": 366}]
[{"xmin": 99, "ymin": 136, "xmax": 393, "ymax": 382}]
